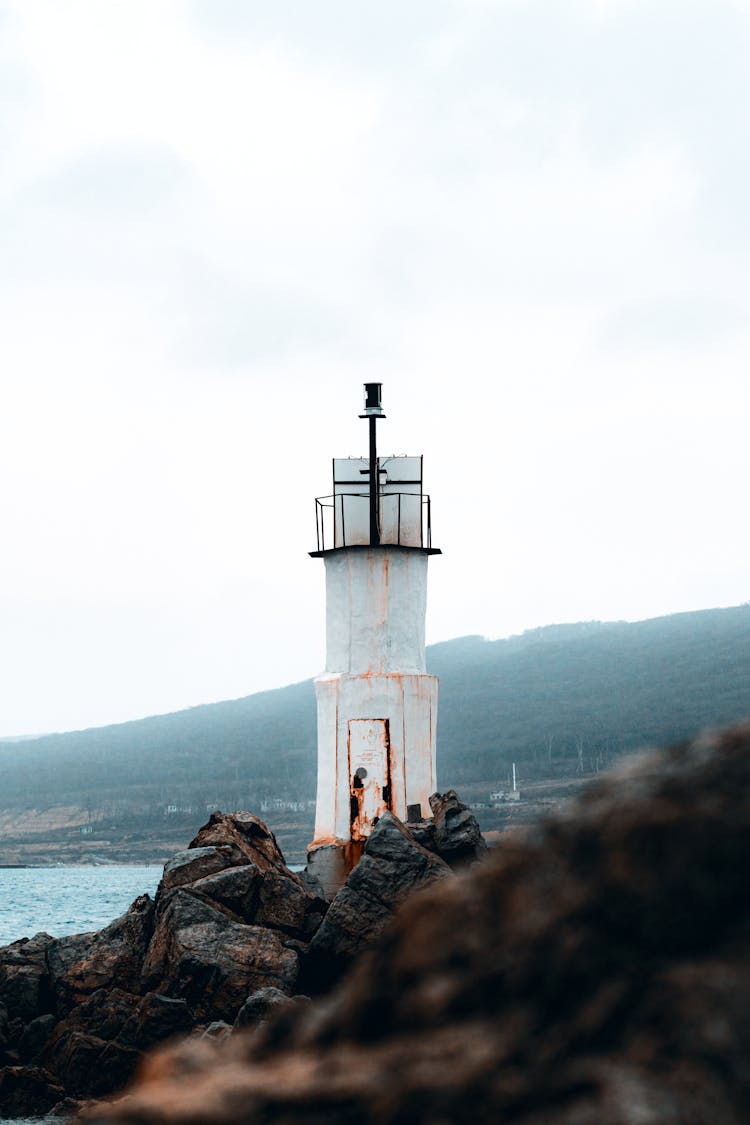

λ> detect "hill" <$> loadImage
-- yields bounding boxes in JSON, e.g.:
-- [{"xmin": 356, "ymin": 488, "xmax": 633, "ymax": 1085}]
[{"xmin": 1, "ymin": 603, "xmax": 749, "ymax": 863}]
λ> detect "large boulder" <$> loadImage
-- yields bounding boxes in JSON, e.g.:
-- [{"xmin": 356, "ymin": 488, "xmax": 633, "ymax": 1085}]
[
  {"xmin": 189, "ymin": 812, "xmax": 290, "ymax": 875},
  {"xmin": 428, "ymin": 789, "xmax": 488, "ymax": 866},
  {"xmin": 126, "ymin": 994, "xmax": 193, "ymax": 1051},
  {"xmin": 48, "ymin": 895, "xmax": 155, "ymax": 1010},
  {"xmin": 17, "ymin": 1012, "xmax": 57, "ymax": 1062},
  {"xmin": 141, "ymin": 889, "xmax": 299, "ymax": 1022},
  {"xmin": 86, "ymin": 723, "xmax": 750, "ymax": 1125},
  {"xmin": 159, "ymin": 847, "xmax": 248, "ymax": 895},
  {"xmin": 0, "ymin": 1064, "xmax": 64, "ymax": 1118},
  {"xmin": 40, "ymin": 1026, "xmax": 140, "ymax": 1099},
  {"xmin": 233, "ymin": 987, "xmax": 295, "ymax": 1030},
  {"xmin": 304, "ymin": 812, "xmax": 451, "ymax": 988},
  {"xmin": 0, "ymin": 932, "xmax": 55, "ymax": 1034},
  {"xmin": 182, "ymin": 863, "xmax": 261, "ymax": 921},
  {"xmin": 162, "ymin": 812, "xmax": 328, "ymax": 945}
]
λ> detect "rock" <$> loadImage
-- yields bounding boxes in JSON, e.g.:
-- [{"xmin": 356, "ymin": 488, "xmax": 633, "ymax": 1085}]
[
  {"xmin": 159, "ymin": 847, "xmax": 248, "ymax": 896},
  {"xmin": 189, "ymin": 812, "xmax": 290, "ymax": 874},
  {"xmin": 128, "ymin": 993, "xmax": 193, "ymax": 1051},
  {"xmin": 234, "ymin": 987, "xmax": 294, "ymax": 1029},
  {"xmin": 48, "ymin": 895, "xmax": 154, "ymax": 1009},
  {"xmin": 46, "ymin": 990, "xmax": 141, "ymax": 1048},
  {"xmin": 404, "ymin": 816, "xmax": 437, "ymax": 852},
  {"xmin": 184, "ymin": 859, "xmax": 326, "ymax": 941},
  {"xmin": 84, "ymin": 723, "xmax": 750, "ymax": 1124},
  {"xmin": 304, "ymin": 812, "xmax": 451, "ymax": 989},
  {"xmin": 38, "ymin": 989, "xmax": 192, "ymax": 1100},
  {"xmin": 17, "ymin": 1011, "xmax": 57, "ymax": 1062},
  {"xmin": 254, "ymin": 869, "xmax": 327, "ymax": 940},
  {"xmin": 0, "ymin": 932, "xmax": 55, "ymax": 1031},
  {"xmin": 0, "ymin": 1063, "xmax": 65, "ymax": 1117},
  {"xmin": 202, "ymin": 1022, "xmax": 232, "ymax": 1041},
  {"xmin": 188, "ymin": 863, "xmax": 261, "ymax": 920},
  {"xmin": 297, "ymin": 869, "xmax": 325, "ymax": 901},
  {"xmin": 428, "ymin": 788, "xmax": 488, "ymax": 866},
  {"xmin": 142, "ymin": 889, "xmax": 299, "ymax": 1022},
  {"xmin": 40, "ymin": 1027, "xmax": 140, "ymax": 1098},
  {"xmin": 60, "ymin": 988, "xmax": 140, "ymax": 1044}
]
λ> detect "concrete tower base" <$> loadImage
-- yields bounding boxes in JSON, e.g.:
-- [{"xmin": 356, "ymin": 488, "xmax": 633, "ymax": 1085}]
[
  {"xmin": 308, "ymin": 544, "xmax": 438, "ymax": 893},
  {"xmin": 311, "ymin": 670, "xmax": 438, "ymax": 840}
]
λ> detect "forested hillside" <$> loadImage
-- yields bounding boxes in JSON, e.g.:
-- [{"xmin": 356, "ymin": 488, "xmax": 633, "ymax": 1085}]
[{"xmin": 1, "ymin": 603, "xmax": 748, "ymax": 862}]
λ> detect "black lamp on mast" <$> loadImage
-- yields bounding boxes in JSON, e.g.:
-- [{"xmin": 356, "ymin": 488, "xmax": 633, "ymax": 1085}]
[{"xmin": 359, "ymin": 383, "xmax": 385, "ymax": 546}]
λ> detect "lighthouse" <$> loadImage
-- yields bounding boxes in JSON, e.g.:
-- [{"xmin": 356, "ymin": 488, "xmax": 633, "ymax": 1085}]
[{"xmin": 307, "ymin": 384, "xmax": 440, "ymax": 894}]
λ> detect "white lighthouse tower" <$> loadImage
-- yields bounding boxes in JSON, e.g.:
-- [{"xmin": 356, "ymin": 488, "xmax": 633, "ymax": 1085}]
[{"xmin": 307, "ymin": 384, "xmax": 440, "ymax": 894}]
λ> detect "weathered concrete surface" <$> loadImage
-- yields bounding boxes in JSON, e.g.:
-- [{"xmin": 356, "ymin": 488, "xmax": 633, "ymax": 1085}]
[
  {"xmin": 313, "ymin": 672, "xmax": 438, "ymax": 842},
  {"xmin": 84, "ymin": 723, "xmax": 750, "ymax": 1125},
  {"xmin": 313, "ymin": 547, "xmax": 439, "ymax": 849}
]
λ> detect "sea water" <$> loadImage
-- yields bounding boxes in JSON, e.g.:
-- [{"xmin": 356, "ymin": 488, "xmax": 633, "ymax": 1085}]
[{"xmin": 0, "ymin": 865, "xmax": 162, "ymax": 947}]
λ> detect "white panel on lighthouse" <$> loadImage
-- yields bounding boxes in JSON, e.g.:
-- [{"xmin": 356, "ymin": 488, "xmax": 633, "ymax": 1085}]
[
  {"xmin": 348, "ymin": 718, "xmax": 390, "ymax": 840},
  {"xmin": 333, "ymin": 458, "xmax": 370, "ymax": 547},
  {"xmin": 332, "ymin": 455, "xmax": 424, "ymax": 549},
  {"xmin": 379, "ymin": 455, "xmax": 422, "ymax": 547}
]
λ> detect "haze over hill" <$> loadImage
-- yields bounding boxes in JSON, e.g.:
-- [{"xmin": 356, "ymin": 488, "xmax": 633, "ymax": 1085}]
[{"xmin": 1, "ymin": 603, "xmax": 749, "ymax": 864}]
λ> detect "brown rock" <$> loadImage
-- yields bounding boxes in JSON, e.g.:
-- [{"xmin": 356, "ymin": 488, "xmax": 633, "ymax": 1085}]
[
  {"xmin": 187, "ymin": 864, "xmax": 261, "ymax": 921},
  {"xmin": 47, "ymin": 987, "xmax": 139, "ymax": 1047},
  {"xmin": 84, "ymin": 723, "xmax": 750, "ymax": 1124},
  {"xmin": 233, "ymin": 987, "xmax": 295, "ymax": 1029},
  {"xmin": 128, "ymin": 993, "xmax": 193, "ymax": 1050},
  {"xmin": 189, "ymin": 812, "xmax": 290, "ymax": 874},
  {"xmin": 41, "ymin": 1027, "xmax": 140, "ymax": 1098},
  {"xmin": 254, "ymin": 869, "xmax": 327, "ymax": 940},
  {"xmin": 141, "ymin": 889, "xmax": 299, "ymax": 1022},
  {"xmin": 185, "ymin": 857, "xmax": 326, "ymax": 941},
  {"xmin": 39, "ymin": 988, "xmax": 192, "ymax": 1099},
  {"xmin": 304, "ymin": 812, "xmax": 451, "ymax": 989},
  {"xmin": 0, "ymin": 1063, "xmax": 64, "ymax": 1117},
  {"xmin": 428, "ymin": 788, "xmax": 488, "ymax": 866},
  {"xmin": 0, "ymin": 932, "xmax": 55, "ymax": 1031},
  {"xmin": 159, "ymin": 847, "xmax": 248, "ymax": 896},
  {"xmin": 17, "ymin": 1012, "xmax": 57, "ymax": 1062},
  {"xmin": 48, "ymin": 895, "xmax": 154, "ymax": 1009}
]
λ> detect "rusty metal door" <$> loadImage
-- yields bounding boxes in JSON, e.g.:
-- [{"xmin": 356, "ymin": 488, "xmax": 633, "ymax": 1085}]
[{"xmin": 348, "ymin": 719, "xmax": 391, "ymax": 841}]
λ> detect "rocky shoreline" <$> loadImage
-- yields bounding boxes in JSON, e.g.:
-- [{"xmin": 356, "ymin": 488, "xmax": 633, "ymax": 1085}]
[
  {"xmin": 4, "ymin": 722, "xmax": 750, "ymax": 1122},
  {"xmin": 83, "ymin": 722, "xmax": 750, "ymax": 1125},
  {"xmin": 0, "ymin": 792, "xmax": 485, "ymax": 1119}
]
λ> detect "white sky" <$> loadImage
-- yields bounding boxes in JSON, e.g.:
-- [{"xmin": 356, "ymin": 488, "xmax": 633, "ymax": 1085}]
[{"xmin": 1, "ymin": 0, "xmax": 749, "ymax": 736}]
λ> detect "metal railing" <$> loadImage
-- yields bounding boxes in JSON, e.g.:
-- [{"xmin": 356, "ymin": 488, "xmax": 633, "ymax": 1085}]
[{"xmin": 314, "ymin": 491, "xmax": 432, "ymax": 553}]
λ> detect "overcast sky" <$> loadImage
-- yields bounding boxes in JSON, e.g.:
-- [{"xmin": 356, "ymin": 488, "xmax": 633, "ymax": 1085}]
[{"xmin": 1, "ymin": 0, "xmax": 748, "ymax": 736}]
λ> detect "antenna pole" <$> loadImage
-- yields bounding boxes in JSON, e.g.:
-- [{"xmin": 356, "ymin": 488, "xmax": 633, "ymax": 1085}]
[{"xmin": 369, "ymin": 414, "xmax": 379, "ymax": 546}]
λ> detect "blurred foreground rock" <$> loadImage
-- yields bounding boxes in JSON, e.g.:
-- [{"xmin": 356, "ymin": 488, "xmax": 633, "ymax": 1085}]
[{"xmin": 84, "ymin": 723, "xmax": 750, "ymax": 1124}]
